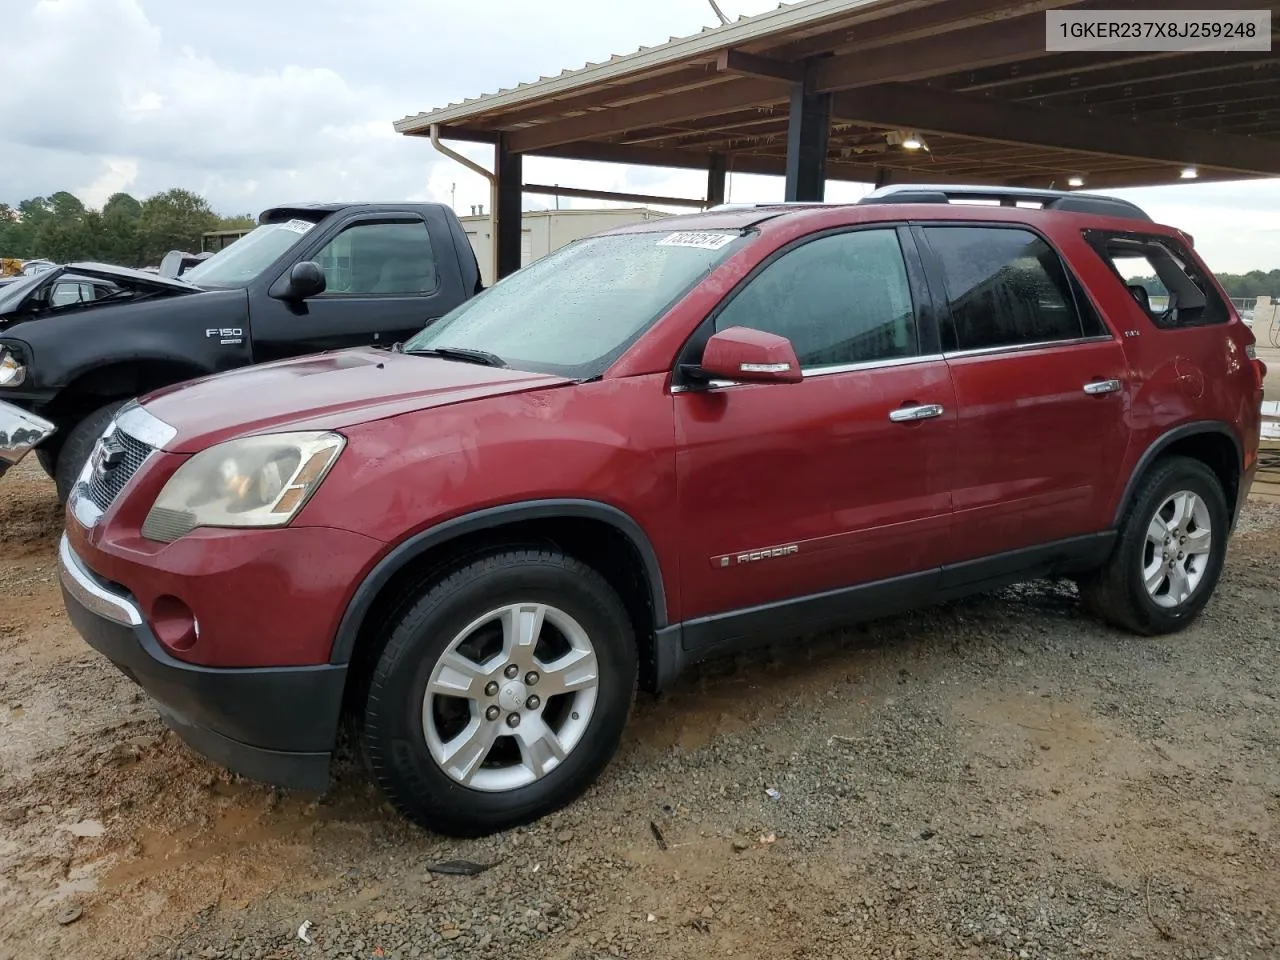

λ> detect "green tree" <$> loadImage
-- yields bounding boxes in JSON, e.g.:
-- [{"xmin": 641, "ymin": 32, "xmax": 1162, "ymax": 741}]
[
  {"xmin": 48, "ymin": 191, "xmax": 87, "ymax": 223},
  {"xmin": 216, "ymin": 213, "xmax": 257, "ymax": 231},
  {"xmin": 137, "ymin": 188, "xmax": 219, "ymax": 264},
  {"xmin": 102, "ymin": 192, "xmax": 144, "ymax": 265},
  {"xmin": 103, "ymin": 192, "xmax": 143, "ymax": 223}
]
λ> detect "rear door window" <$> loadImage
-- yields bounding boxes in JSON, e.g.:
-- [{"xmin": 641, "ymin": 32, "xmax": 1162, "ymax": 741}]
[
  {"xmin": 922, "ymin": 226, "xmax": 1096, "ymax": 352},
  {"xmin": 1084, "ymin": 230, "xmax": 1229, "ymax": 328}
]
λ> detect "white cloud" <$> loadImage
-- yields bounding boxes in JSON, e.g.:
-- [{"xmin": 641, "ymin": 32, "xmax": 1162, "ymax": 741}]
[
  {"xmin": 76, "ymin": 158, "xmax": 140, "ymax": 209},
  {"xmin": 1, "ymin": 0, "xmax": 1278, "ymax": 273}
]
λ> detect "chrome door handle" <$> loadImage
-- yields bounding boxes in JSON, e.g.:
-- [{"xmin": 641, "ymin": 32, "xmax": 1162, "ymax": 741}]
[
  {"xmin": 1083, "ymin": 379, "xmax": 1122, "ymax": 395},
  {"xmin": 889, "ymin": 404, "xmax": 945, "ymax": 423}
]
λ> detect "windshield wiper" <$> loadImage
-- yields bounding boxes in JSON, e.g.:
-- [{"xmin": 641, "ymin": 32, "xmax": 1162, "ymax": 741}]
[{"xmin": 405, "ymin": 346, "xmax": 507, "ymax": 368}]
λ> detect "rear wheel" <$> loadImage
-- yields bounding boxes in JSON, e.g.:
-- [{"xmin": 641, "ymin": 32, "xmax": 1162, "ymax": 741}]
[
  {"xmin": 53, "ymin": 400, "xmax": 128, "ymax": 504},
  {"xmin": 1080, "ymin": 456, "xmax": 1229, "ymax": 635},
  {"xmin": 360, "ymin": 549, "xmax": 637, "ymax": 836}
]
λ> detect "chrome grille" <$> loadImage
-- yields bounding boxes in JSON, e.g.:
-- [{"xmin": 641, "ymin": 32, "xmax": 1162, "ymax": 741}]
[{"xmin": 82, "ymin": 427, "xmax": 154, "ymax": 513}]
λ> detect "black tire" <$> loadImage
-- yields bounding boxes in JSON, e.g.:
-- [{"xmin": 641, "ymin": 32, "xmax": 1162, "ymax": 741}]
[
  {"xmin": 361, "ymin": 549, "xmax": 638, "ymax": 837},
  {"xmin": 53, "ymin": 400, "xmax": 128, "ymax": 504},
  {"xmin": 1079, "ymin": 455, "xmax": 1229, "ymax": 635},
  {"xmin": 35, "ymin": 446, "xmax": 58, "ymax": 480}
]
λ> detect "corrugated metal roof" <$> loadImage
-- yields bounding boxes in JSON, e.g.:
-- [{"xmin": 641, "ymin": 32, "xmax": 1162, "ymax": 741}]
[{"xmin": 393, "ymin": 0, "xmax": 892, "ymax": 132}]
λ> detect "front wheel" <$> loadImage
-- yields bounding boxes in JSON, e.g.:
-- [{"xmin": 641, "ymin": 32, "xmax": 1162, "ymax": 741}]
[
  {"xmin": 1080, "ymin": 455, "xmax": 1229, "ymax": 635},
  {"xmin": 35, "ymin": 446, "xmax": 58, "ymax": 480},
  {"xmin": 361, "ymin": 549, "xmax": 638, "ymax": 836}
]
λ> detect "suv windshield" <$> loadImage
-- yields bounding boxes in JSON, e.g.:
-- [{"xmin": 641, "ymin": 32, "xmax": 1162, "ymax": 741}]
[
  {"xmin": 183, "ymin": 218, "xmax": 318, "ymax": 287},
  {"xmin": 404, "ymin": 229, "xmax": 746, "ymax": 378}
]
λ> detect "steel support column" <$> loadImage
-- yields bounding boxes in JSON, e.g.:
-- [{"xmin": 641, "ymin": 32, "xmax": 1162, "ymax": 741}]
[
  {"xmin": 495, "ymin": 135, "xmax": 523, "ymax": 280},
  {"xmin": 707, "ymin": 154, "xmax": 728, "ymax": 206},
  {"xmin": 784, "ymin": 83, "xmax": 830, "ymax": 202}
]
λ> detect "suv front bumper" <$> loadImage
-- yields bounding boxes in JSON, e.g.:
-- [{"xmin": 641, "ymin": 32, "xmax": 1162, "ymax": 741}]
[
  {"xmin": 0, "ymin": 400, "xmax": 55, "ymax": 477},
  {"xmin": 57, "ymin": 533, "xmax": 347, "ymax": 790}
]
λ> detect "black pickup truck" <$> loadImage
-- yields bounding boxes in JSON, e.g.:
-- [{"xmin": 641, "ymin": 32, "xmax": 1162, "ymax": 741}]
[{"xmin": 0, "ymin": 202, "xmax": 483, "ymax": 500}]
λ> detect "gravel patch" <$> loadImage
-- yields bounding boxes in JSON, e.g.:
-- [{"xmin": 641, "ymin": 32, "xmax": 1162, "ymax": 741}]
[{"xmin": 2, "ymin": 463, "xmax": 1277, "ymax": 960}]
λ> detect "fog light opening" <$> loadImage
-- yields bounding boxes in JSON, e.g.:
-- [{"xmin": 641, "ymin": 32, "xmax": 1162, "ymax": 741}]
[{"xmin": 151, "ymin": 595, "xmax": 199, "ymax": 653}]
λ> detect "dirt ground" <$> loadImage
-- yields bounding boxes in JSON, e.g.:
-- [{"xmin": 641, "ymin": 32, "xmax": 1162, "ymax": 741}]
[{"xmin": 2, "ymin": 454, "xmax": 1278, "ymax": 960}]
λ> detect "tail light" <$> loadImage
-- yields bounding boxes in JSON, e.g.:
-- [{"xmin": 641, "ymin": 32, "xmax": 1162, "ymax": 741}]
[{"xmin": 1246, "ymin": 342, "xmax": 1267, "ymax": 381}]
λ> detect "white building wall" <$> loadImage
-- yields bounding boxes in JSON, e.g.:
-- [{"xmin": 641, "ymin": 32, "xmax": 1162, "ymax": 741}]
[{"xmin": 459, "ymin": 207, "xmax": 672, "ymax": 286}]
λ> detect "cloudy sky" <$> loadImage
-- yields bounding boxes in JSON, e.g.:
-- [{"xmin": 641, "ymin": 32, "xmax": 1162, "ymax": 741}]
[{"xmin": 3, "ymin": 0, "xmax": 1279, "ymax": 274}]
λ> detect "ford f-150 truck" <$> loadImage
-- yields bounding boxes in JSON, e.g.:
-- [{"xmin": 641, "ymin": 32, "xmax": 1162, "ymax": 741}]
[{"xmin": 0, "ymin": 202, "xmax": 482, "ymax": 500}]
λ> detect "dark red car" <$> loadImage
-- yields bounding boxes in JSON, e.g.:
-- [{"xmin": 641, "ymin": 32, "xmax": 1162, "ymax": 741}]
[{"xmin": 58, "ymin": 185, "xmax": 1264, "ymax": 836}]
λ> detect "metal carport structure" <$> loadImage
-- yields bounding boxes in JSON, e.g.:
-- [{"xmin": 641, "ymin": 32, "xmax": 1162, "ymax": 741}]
[{"xmin": 395, "ymin": 0, "xmax": 1280, "ymax": 280}]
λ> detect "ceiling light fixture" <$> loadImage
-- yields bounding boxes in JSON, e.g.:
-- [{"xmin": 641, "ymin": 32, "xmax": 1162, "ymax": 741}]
[
  {"xmin": 1181, "ymin": 166, "xmax": 1199, "ymax": 179},
  {"xmin": 886, "ymin": 129, "xmax": 929, "ymax": 152},
  {"xmin": 1067, "ymin": 176, "xmax": 1085, "ymax": 188}
]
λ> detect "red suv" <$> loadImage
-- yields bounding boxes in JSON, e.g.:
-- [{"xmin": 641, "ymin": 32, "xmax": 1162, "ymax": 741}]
[{"xmin": 58, "ymin": 185, "xmax": 1263, "ymax": 836}]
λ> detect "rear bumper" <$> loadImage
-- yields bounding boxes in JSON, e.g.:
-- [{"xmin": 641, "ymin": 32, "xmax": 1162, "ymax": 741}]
[
  {"xmin": 0, "ymin": 399, "xmax": 55, "ymax": 472},
  {"xmin": 58, "ymin": 534, "xmax": 346, "ymax": 790}
]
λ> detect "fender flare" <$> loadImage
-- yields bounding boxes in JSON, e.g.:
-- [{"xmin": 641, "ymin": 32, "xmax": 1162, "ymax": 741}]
[
  {"xmin": 328, "ymin": 499, "xmax": 669, "ymax": 664},
  {"xmin": 1112, "ymin": 420, "xmax": 1242, "ymax": 527}
]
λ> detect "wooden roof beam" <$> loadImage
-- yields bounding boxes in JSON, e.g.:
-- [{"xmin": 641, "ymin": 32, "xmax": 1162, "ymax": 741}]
[
  {"xmin": 506, "ymin": 78, "xmax": 787, "ymax": 153},
  {"xmin": 955, "ymin": 51, "xmax": 1273, "ymax": 98},
  {"xmin": 483, "ymin": 66, "xmax": 722, "ymax": 130},
  {"xmin": 1145, "ymin": 98, "xmax": 1280, "ymax": 125},
  {"xmin": 715, "ymin": 49, "xmax": 803, "ymax": 83},
  {"xmin": 812, "ymin": 13, "xmax": 1046, "ymax": 91},
  {"xmin": 812, "ymin": 0, "xmax": 1226, "ymax": 93},
  {"xmin": 523, "ymin": 140, "xmax": 1008, "ymax": 186},
  {"xmin": 1033, "ymin": 61, "xmax": 1280, "ymax": 107},
  {"xmin": 763, "ymin": 0, "xmax": 1072, "ymax": 62},
  {"xmin": 1008, "ymin": 167, "xmax": 1259, "ymax": 189},
  {"xmin": 403, "ymin": 125, "xmax": 498, "ymax": 143},
  {"xmin": 619, "ymin": 111, "xmax": 795, "ymax": 146},
  {"xmin": 1111, "ymin": 93, "xmax": 1280, "ymax": 122},
  {"xmin": 831, "ymin": 82, "xmax": 1280, "ymax": 176}
]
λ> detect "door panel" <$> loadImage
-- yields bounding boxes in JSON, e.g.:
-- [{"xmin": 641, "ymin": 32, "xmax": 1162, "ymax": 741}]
[
  {"xmin": 946, "ymin": 340, "xmax": 1129, "ymax": 561},
  {"xmin": 673, "ymin": 226, "xmax": 956, "ymax": 622},
  {"xmin": 250, "ymin": 214, "xmax": 462, "ymax": 362},
  {"xmin": 918, "ymin": 223, "xmax": 1131, "ymax": 563},
  {"xmin": 675, "ymin": 362, "xmax": 957, "ymax": 620}
]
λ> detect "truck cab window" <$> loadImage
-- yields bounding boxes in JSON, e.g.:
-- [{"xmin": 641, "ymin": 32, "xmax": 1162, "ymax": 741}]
[{"xmin": 314, "ymin": 221, "xmax": 438, "ymax": 296}]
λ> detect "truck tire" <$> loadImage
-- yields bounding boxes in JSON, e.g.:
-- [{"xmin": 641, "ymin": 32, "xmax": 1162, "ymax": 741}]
[
  {"xmin": 361, "ymin": 549, "xmax": 638, "ymax": 836},
  {"xmin": 54, "ymin": 401, "xmax": 128, "ymax": 504},
  {"xmin": 1079, "ymin": 455, "xmax": 1229, "ymax": 635},
  {"xmin": 35, "ymin": 447, "xmax": 58, "ymax": 480}
]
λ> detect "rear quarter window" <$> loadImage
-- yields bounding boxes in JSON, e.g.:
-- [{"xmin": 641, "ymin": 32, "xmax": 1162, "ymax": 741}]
[{"xmin": 1083, "ymin": 230, "xmax": 1230, "ymax": 329}]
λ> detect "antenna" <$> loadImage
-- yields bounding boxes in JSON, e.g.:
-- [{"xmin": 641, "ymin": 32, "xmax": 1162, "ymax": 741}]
[{"xmin": 708, "ymin": 0, "xmax": 729, "ymax": 25}]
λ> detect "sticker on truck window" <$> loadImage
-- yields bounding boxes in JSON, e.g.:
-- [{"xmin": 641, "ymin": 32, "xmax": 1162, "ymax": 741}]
[
  {"xmin": 656, "ymin": 231, "xmax": 737, "ymax": 250},
  {"xmin": 280, "ymin": 219, "xmax": 315, "ymax": 234}
]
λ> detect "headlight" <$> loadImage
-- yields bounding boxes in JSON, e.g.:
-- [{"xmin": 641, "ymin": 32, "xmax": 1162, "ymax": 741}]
[
  {"xmin": 141, "ymin": 431, "xmax": 345, "ymax": 542},
  {"xmin": 0, "ymin": 348, "xmax": 25, "ymax": 387}
]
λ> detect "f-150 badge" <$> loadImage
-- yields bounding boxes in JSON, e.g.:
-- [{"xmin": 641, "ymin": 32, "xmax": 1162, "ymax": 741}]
[{"xmin": 206, "ymin": 328, "xmax": 243, "ymax": 345}]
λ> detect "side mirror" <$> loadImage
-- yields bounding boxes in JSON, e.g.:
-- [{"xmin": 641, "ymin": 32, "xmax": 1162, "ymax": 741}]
[
  {"xmin": 272, "ymin": 261, "xmax": 326, "ymax": 301},
  {"xmin": 688, "ymin": 326, "xmax": 803, "ymax": 385}
]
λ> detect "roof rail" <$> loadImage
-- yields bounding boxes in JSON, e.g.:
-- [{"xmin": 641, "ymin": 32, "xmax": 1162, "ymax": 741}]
[
  {"xmin": 705, "ymin": 201, "xmax": 841, "ymax": 212},
  {"xmin": 858, "ymin": 184, "xmax": 1152, "ymax": 222}
]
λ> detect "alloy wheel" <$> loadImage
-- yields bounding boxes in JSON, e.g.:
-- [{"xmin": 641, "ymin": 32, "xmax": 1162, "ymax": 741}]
[
  {"xmin": 1142, "ymin": 490, "xmax": 1213, "ymax": 609},
  {"xmin": 422, "ymin": 602, "xmax": 599, "ymax": 792}
]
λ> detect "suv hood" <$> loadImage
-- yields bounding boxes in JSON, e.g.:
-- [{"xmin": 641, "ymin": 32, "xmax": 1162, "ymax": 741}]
[
  {"xmin": 0, "ymin": 261, "xmax": 201, "ymax": 320},
  {"xmin": 137, "ymin": 347, "xmax": 573, "ymax": 453}
]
